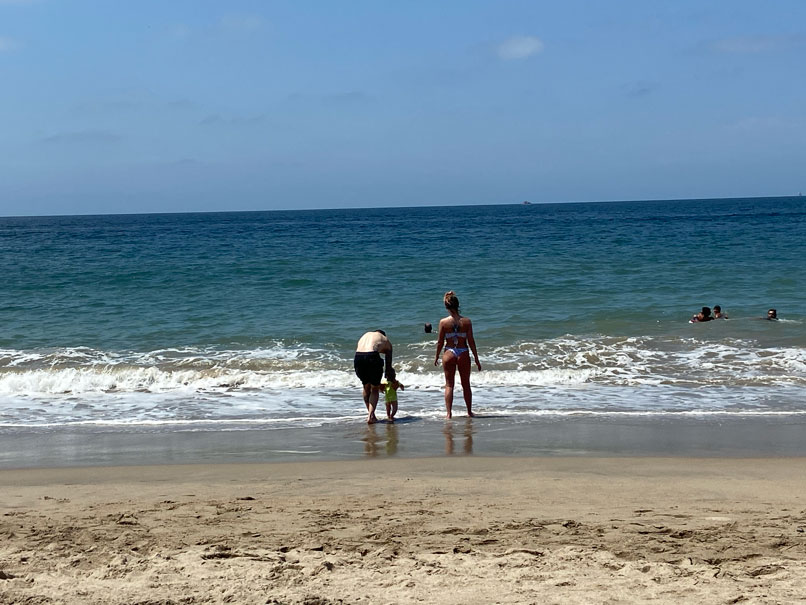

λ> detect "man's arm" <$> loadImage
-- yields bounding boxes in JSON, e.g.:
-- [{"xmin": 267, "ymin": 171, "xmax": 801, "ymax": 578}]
[
  {"xmin": 380, "ymin": 339, "xmax": 393, "ymax": 378},
  {"xmin": 384, "ymin": 351, "xmax": 392, "ymax": 378}
]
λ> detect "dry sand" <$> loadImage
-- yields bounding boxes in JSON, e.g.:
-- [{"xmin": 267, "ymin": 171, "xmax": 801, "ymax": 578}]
[{"xmin": 2, "ymin": 457, "xmax": 806, "ymax": 604}]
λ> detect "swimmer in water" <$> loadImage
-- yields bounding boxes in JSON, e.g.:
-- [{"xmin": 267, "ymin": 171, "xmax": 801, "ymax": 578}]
[{"xmin": 690, "ymin": 306, "xmax": 714, "ymax": 323}]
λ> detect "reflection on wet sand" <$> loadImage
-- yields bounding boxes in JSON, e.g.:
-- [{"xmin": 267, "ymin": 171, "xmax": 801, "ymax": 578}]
[
  {"xmin": 444, "ymin": 418, "xmax": 474, "ymax": 455},
  {"xmin": 359, "ymin": 419, "xmax": 473, "ymax": 458},
  {"xmin": 361, "ymin": 422, "xmax": 399, "ymax": 457}
]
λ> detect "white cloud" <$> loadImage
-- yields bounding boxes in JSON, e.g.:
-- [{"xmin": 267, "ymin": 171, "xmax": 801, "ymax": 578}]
[
  {"xmin": 0, "ymin": 36, "xmax": 18, "ymax": 52},
  {"xmin": 496, "ymin": 35, "xmax": 544, "ymax": 60}
]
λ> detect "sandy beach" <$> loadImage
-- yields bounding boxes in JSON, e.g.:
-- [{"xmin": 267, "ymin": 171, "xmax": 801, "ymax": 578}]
[{"xmin": 2, "ymin": 457, "xmax": 806, "ymax": 604}]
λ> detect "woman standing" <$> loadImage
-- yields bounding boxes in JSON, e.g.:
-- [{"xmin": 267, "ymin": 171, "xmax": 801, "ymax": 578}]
[{"xmin": 434, "ymin": 291, "xmax": 481, "ymax": 418}]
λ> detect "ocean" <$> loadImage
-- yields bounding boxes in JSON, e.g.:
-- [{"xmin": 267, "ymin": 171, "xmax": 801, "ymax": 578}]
[{"xmin": 2, "ymin": 196, "xmax": 805, "ymax": 466}]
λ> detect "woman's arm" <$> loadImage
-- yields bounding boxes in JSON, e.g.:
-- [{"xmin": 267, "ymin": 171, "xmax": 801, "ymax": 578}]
[
  {"xmin": 466, "ymin": 320, "xmax": 482, "ymax": 371},
  {"xmin": 434, "ymin": 320, "xmax": 445, "ymax": 365}
]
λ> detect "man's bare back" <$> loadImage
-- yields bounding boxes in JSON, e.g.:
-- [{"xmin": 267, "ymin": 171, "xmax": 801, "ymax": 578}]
[{"xmin": 356, "ymin": 331, "xmax": 392, "ymax": 354}]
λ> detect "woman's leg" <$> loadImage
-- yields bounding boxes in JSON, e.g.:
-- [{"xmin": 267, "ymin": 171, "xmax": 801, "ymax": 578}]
[
  {"xmin": 457, "ymin": 353, "xmax": 474, "ymax": 417},
  {"xmin": 442, "ymin": 352, "xmax": 458, "ymax": 418}
]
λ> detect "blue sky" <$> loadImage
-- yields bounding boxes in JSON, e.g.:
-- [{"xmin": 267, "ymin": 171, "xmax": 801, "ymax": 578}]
[{"xmin": 1, "ymin": 0, "xmax": 805, "ymax": 216}]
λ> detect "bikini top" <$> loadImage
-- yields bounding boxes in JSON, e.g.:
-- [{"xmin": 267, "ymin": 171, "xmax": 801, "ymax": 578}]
[{"xmin": 445, "ymin": 318, "xmax": 466, "ymax": 344}]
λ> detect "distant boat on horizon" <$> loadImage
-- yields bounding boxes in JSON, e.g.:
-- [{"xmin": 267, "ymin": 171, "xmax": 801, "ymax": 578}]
[{"xmin": 522, "ymin": 200, "xmax": 532, "ymax": 205}]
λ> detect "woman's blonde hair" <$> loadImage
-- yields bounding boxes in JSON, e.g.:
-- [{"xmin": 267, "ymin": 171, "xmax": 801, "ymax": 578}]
[{"xmin": 444, "ymin": 290, "xmax": 460, "ymax": 311}]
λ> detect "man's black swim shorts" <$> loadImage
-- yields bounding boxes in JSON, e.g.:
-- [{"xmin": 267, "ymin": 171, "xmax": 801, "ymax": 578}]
[{"xmin": 354, "ymin": 351, "xmax": 383, "ymax": 385}]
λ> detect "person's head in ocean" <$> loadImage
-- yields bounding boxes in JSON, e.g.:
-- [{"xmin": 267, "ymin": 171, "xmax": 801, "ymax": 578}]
[
  {"xmin": 691, "ymin": 306, "xmax": 714, "ymax": 323},
  {"xmin": 767, "ymin": 308, "xmax": 778, "ymax": 320},
  {"xmin": 713, "ymin": 305, "xmax": 727, "ymax": 319}
]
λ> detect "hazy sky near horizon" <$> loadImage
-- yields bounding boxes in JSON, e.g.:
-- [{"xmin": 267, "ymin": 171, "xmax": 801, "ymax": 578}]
[{"xmin": 1, "ymin": 0, "xmax": 805, "ymax": 216}]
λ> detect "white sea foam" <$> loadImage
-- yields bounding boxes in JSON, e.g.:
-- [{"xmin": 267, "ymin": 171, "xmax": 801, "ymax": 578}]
[
  {"xmin": 2, "ymin": 337, "xmax": 805, "ymax": 395},
  {"xmin": 1, "ymin": 337, "xmax": 805, "ymax": 428}
]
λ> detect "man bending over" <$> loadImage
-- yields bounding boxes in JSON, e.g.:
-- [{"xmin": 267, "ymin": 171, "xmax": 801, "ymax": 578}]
[{"xmin": 354, "ymin": 330, "xmax": 393, "ymax": 424}]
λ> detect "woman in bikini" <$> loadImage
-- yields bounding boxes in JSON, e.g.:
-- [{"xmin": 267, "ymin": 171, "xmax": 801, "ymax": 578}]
[{"xmin": 434, "ymin": 291, "xmax": 481, "ymax": 418}]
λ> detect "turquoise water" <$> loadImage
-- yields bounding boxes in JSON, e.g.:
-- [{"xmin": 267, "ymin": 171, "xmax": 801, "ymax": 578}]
[{"xmin": 1, "ymin": 196, "xmax": 805, "ymax": 438}]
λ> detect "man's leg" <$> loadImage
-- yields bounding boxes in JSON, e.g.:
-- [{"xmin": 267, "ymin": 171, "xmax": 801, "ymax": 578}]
[{"xmin": 367, "ymin": 385, "xmax": 380, "ymax": 423}]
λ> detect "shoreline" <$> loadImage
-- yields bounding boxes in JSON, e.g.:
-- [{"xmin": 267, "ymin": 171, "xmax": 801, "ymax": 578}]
[
  {"xmin": 2, "ymin": 456, "xmax": 806, "ymax": 604},
  {"xmin": 3, "ymin": 414, "xmax": 806, "ymax": 469}
]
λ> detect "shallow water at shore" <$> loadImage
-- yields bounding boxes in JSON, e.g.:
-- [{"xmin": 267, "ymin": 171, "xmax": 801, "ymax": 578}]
[{"xmin": 4, "ymin": 414, "xmax": 806, "ymax": 469}]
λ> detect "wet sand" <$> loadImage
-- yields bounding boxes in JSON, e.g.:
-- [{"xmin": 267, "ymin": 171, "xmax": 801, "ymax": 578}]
[
  {"xmin": 4, "ymin": 414, "xmax": 806, "ymax": 469},
  {"xmin": 2, "ymin": 457, "xmax": 806, "ymax": 604}
]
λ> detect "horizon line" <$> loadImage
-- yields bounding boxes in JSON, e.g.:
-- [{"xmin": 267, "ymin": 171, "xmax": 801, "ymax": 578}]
[{"xmin": 0, "ymin": 193, "xmax": 802, "ymax": 220}]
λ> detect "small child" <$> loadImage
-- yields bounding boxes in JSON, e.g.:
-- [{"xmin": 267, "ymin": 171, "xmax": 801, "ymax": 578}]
[{"xmin": 382, "ymin": 368, "xmax": 404, "ymax": 421}]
